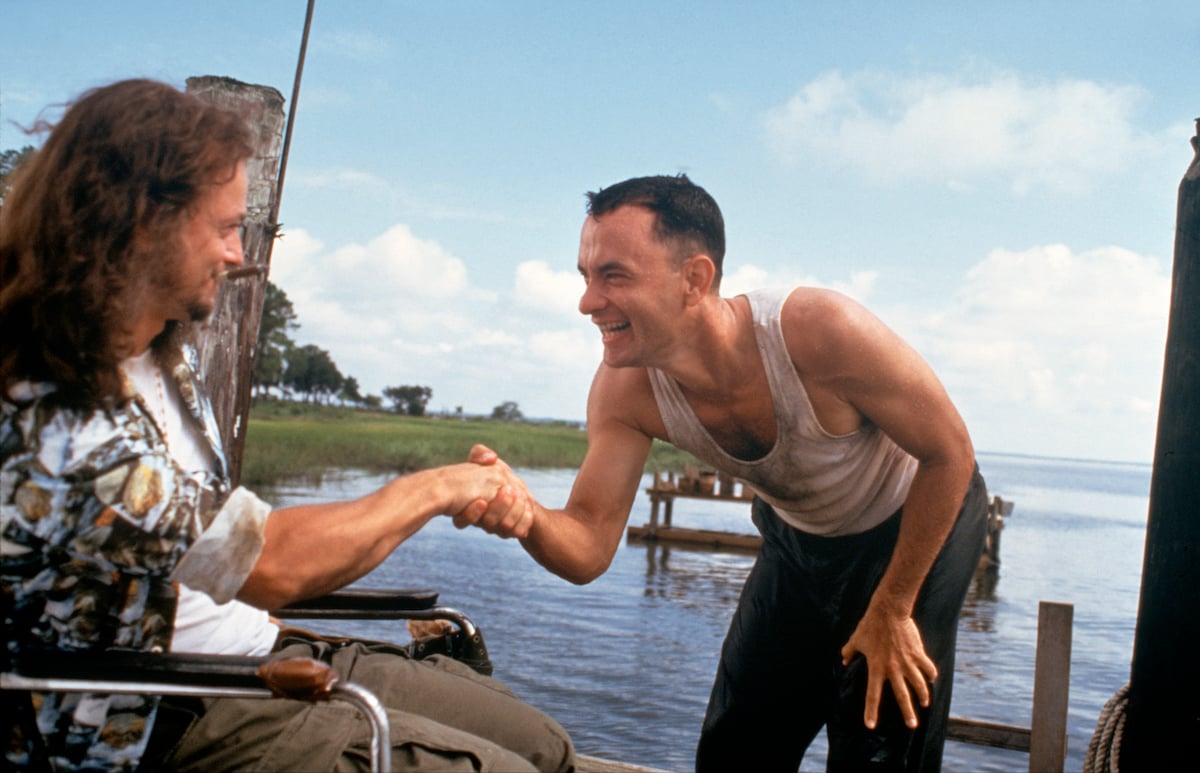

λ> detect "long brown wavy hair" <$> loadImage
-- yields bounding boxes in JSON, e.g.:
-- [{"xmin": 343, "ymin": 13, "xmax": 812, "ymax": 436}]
[{"xmin": 0, "ymin": 79, "xmax": 254, "ymax": 408}]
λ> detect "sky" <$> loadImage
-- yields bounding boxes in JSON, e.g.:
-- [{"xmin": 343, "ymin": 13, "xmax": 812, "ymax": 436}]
[{"xmin": 3, "ymin": 1, "xmax": 1196, "ymax": 464}]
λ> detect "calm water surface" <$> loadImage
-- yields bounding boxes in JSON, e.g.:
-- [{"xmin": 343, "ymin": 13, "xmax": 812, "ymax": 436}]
[{"xmin": 263, "ymin": 452, "xmax": 1150, "ymax": 772}]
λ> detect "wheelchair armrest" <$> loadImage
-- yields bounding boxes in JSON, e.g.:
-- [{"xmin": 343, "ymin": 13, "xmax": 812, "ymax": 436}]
[
  {"xmin": 274, "ymin": 587, "xmax": 440, "ymax": 619},
  {"xmin": 269, "ymin": 588, "xmax": 490, "ymax": 677},
  {"xmin": 8, "ymin": 648, "xmax": 270, "ymax": 689},
  {"xmin": 2, "ymin": 649, "xmax": 392, "ymax": 771}
]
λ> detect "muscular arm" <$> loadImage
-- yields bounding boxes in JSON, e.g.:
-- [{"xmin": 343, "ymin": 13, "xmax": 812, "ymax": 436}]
[
  {"xmin": 237, "ymin": 446, "xmax": 530, "ymax": 609},
  {"xmin": 784, "ymin": 289, "xmax": 976, "ymax": 729},
  {"xmin": 521, "ymin": 414, "xmax": 651, "ymax": 583},
  {"xmin": 847, "ymin": 453, "xmax": 973, "ymax": 729},
  {"xmin": 455, "ymin": 365, "xmax": 655, "ymax": 584}
]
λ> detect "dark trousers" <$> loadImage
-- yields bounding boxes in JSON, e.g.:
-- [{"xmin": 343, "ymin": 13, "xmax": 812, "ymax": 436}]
[{"xmin": 696, "ymin": 469, "xmax": 988, "ymax": 772}]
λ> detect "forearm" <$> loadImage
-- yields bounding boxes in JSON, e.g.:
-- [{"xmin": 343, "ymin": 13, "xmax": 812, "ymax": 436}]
[
  {"xmin": 238, "ymin": 467, "xmax": 473, "ymax": 608},
  {"xmin": 869, "ymin": 456, "xmax": 975, "ymax": 615},
  {"xmin": 519, "ymin": 502, "xmax": 624, "ymax": 584}
]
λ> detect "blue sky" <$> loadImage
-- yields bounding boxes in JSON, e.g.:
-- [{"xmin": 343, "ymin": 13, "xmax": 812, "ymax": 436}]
[{"xmin": 3, "ymin": 1, "xmax": 1196, "ymax": 463}]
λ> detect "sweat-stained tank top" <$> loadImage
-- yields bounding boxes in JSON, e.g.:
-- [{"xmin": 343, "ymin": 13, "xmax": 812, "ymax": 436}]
[{"xmin": 646, "ymin": 287, "xmax": 917, "ymax": 536}]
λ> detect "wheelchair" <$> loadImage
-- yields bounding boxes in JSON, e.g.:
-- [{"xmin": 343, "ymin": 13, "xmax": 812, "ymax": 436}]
[{"xmin": 2, "ymin": 588, "xmax": 487, "ymax": 773}]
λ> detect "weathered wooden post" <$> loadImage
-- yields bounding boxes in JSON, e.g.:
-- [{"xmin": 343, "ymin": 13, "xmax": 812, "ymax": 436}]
[
  {"xmin": 1029, "ymin": 602, "xmax": 1072, "ymax": 773},
  {"xmin": 1120, "ymin": 118, "xmax": 1200, "ymax": 769},
  {"xmin": 186, "ymin": 77, "xmax": 286, "ymax": 485}
]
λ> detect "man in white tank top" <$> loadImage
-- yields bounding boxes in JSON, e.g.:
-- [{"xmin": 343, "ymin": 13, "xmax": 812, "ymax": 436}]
[{"xmin": 457, "ymin": 174, "xmax": 987, "ymax": 771}]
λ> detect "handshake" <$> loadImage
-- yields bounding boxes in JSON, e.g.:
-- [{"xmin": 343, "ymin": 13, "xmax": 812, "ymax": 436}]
[{"xmin": 450, "ymin": 444, "xmax": 535, "ymax": 540}]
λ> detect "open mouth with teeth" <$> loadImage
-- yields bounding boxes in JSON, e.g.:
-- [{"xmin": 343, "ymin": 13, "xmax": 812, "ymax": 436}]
[{"xmin": 599, "ymin": 322, "xmax": 631, "ymax": 342}]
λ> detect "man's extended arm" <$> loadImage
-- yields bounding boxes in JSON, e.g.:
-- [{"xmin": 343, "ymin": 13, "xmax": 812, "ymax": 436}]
[
  {"xmin": 237, "ymin": 445, "xmax": 531, "ymax": 609},
  {"xmin": 455, "ymin": 366, "xmax": 654, "ymax": 585}
]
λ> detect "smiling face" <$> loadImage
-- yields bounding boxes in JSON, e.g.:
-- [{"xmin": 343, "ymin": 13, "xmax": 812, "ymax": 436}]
[
  {"xmin": 577, "ymin": 205, "xmax": 692, "ymax": 368},
  {"xmin": 142, "ymin": 162, "xmax": 248, "ymax": 336},
  {"xmin": 173, "ymin": 161, "xmax": 248, "ymax": 320}
]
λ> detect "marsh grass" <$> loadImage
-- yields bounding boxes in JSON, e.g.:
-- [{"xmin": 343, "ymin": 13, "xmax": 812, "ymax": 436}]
[{"xmin": 241, "ymin": 400, "xmax": 695, "ymax": 486}]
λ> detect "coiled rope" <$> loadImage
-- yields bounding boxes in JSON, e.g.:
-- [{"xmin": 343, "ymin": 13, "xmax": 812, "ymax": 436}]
[{"xmin": 1083, "ymin": 683, "xmax": 1129, "ymax": 773}]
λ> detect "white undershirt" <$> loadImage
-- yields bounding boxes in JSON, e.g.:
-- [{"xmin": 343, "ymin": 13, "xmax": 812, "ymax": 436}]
[
  {"xmin": 121, "ymin": 349, "xmax": 216, "ymax": 474},
  {"xmin": 170, "ymin": 586, "xmax": 280, "ymax": 656},
  {"xmin": 122, "ymin": 350, "xmax": 280, "ymax": 656}
]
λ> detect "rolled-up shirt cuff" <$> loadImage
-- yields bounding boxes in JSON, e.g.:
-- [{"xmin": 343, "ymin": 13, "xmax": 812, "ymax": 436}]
[{"xmin": 169, "ymin": 486, "xmax": 270, "ymax": 604}]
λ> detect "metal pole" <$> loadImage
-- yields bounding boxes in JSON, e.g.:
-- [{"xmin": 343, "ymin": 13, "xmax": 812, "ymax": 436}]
[{"xmin": 271, "ymin": 0, "xmax": 315, "ymax": 232}]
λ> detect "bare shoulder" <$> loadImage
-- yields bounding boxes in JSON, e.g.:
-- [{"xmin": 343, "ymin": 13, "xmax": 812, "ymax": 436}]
[
  {"xmin": 780, "ymin": 287, "xmax": 888, "ymax": 369},
  {"xmin": 782, "ymin": 286, "xmax": 874, "ymax": 325},
  {"xmin": 587, "ymin": 364, "xmax": 667, "ymax": 440}
]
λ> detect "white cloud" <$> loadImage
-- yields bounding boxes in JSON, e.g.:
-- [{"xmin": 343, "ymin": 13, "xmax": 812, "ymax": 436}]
[
  {"xmin": 890, "ymin": 243, "xmax": 1171, "ymax": 461},
  {"xmin": 720, "ymin": 264, "xmax": 875, "ymax": 303},
  {"xmin": 712, "ymin": 244, "xmax": 1166, "ymax": 462},
  {"xmin": 270, "ymin": 224, "xmax": 472, "ymax": 338},
  {"xmin": 528, "ymin": 329, "xmax": 602, "ymax": 368},
  {"xmin": 353, "ymin": 224, "xmax": 469, "ymax": 298},
  {"xmin": 832, "ymin": 270, "xmax": 878, "ymax": 302},
  {"xmin": 764, "ymin": 68, "xmax": 1164, "ymax": 193},
  {"xmin": 291, "ymin": 166, "xmax": 391, "ymax": 192},
  {"xmin": 515, "ymin": 260, "xmax": 583, "ymax": 316},
  {"xmin": 265, "ymin": 225, "xmax": 600, "ymax": 418},
  {"xmin": 267, "ymin": 227, "xmax": 324, "ymax": 290},
  {"xmin": 720, "ymin": 265, "xmax": 772, "ymax": 297},
  {"xmin": 460, "ymin": 329, "xmax": 525, "ymax": 349}
]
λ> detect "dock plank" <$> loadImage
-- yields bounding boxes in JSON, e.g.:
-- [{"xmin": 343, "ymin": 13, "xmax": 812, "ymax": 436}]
[{"xmin": 577, "ymin": 753, "xmax": 671, "ymax": 772}]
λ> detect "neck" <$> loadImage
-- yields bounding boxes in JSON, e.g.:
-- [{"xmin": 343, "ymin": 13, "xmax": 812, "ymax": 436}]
[
  {"xmin": 661, "ymin": 296, "xmax": 750, "ymax": 396},
  {"xmin": 129, "ymin": 316, "xmax": 170, "ymax": 358}
]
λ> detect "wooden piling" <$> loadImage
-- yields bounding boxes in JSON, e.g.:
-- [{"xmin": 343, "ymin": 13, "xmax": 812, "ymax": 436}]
[
  {"xmin": 186, "ymin": 77, "xmax": 286, "ymax": 485},
  {"xmin": 947, "ymin": 600, "xmax": 1073, "ymax": 773},
  {"xmin": 1029, "ymin": 602, "xmax": 1073, "ymax": 772},
  {"xmin": 1120, "ymin": 118, "xmax": 1200, "ymax": 769}
]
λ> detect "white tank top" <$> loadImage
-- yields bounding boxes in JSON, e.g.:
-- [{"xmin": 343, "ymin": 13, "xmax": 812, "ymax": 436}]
[{"xmin": 647, "ymin": 287, "xmax": 917, "ymax": 536}]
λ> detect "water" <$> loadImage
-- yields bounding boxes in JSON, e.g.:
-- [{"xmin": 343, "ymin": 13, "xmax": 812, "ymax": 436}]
[{"xmin": 262, "ymin": 452, "xmax": 1151, "ymax": 772}]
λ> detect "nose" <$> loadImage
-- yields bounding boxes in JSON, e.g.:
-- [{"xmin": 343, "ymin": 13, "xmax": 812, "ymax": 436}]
[
  {"xmin": 578, "ymin": 280, "xmax": 604, "ymax": 316},
  {"xmin": 225, "ymin": 226, "xmax": 246, "ymax": 268}
]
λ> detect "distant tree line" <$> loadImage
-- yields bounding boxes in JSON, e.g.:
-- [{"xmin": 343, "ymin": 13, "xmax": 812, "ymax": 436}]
[
  {"xmin": 253, "ymin": 281, "xmax": 518, "ymax": 419},
  {"xmin": 254, "ymin": 281, "xmax": 420, "ymax": 411}
]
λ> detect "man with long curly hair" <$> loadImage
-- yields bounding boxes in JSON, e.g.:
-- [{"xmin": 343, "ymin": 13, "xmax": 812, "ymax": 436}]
[{"xmin": 1, "ymin": 79, "xmax": 573, "ymax": 773}]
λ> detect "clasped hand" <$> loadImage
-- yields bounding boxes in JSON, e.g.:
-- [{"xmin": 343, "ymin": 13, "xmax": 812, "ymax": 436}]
[
  {"xmin": 840, "ymin": 605, "xmax": 937, "ymax": 730},
  {"xmin": 450, "ymin": 444, "xmax": 534, "ymax": 539}
]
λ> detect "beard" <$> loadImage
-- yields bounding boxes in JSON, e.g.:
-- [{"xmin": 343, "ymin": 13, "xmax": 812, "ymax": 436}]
[
  {"xmin": 147, "ymin": 247, "xmax": 222, "ymax": 324},
  {"xmin": 185, "ymin": 290, "xmax": 218, "ymax": 322},
  {"xmin": 153, "ymin": 272, "xmax": 219, "ymax": 324}
]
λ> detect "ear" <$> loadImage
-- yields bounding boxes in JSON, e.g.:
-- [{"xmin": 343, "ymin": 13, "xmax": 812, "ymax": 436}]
[{"xmin": 682, "ymin": 254, "xmax": 717, "ymax": 305}]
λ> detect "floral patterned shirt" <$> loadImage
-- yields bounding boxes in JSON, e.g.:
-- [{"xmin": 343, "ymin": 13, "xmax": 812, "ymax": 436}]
[{"xmin": 1, "ymin": 342, "xmax": 270, "ymax": 771}]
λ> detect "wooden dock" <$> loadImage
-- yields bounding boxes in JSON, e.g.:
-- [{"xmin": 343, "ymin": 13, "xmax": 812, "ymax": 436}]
[
  {"xmin": 626, "ymin": 468, "xmax": 758, "ymax": 550},
  {"xmin": 628, "ymin": 468, "xmax": 1012, "ymax": 571},
  {"xmin": 577, "ymin": 754, "xmax": 669, "ymax": 772}
]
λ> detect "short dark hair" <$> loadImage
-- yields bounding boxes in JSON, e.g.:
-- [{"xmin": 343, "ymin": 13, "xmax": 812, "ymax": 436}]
[
  {"xmin": 586, "ymin": 173, "xmax": 725, "ymax": 284},
  {"xmin": 0, "ymin": 79, "xmax": 254, "ymax": 407}
]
